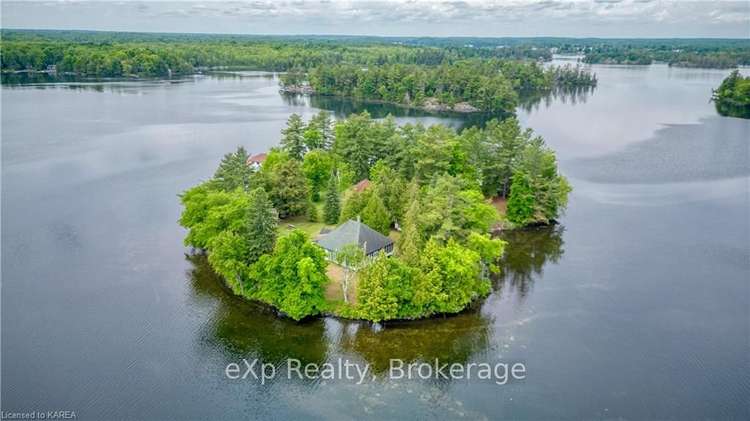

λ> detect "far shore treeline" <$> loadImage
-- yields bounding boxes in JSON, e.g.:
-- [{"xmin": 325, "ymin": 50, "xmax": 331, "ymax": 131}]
[
  {"xmin": 179, "ymin": 111, "xmax": 570, "ymax": 322},
  {"xmin": 2, "ymin": 29, "xmax": 749, "ymax": 80}
]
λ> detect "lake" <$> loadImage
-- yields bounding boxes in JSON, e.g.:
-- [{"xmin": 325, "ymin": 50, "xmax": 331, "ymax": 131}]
[{"xmin": 2, "ymin": 64, "xmax": 748, "ymax": 420}]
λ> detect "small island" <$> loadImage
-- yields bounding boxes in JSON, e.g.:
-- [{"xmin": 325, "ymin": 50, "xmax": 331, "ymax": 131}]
[
  {"xmin": 280, "ymin": 61, "xmax": 597, "ymax": 114},
  {"xmin": 180, "ymin": 112, "xmax": 570, "ymax": 322},
  {"xmin": 712, "ymin": 70, "xmax": 750, "ymax": 119}
]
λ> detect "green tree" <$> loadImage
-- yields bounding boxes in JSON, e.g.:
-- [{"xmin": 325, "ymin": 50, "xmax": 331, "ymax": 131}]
[
  {"xmin": 250, "ymin": 230, "xmax": 328, "ymax": 320},
  {"xmin": 361, "ymin": 191, "xmax": 391, "ymax": 235},
  {"xmin": 466, "ymin": 232, "xmax": 506, "ymax": 277},
  {"xmin": 302, "ymin": 149, "xmax": 333, "ymax": 201},
  {"xmin": 416, "ymin": 239, "xmax": 487, "ymax": 315},
  {"xmin": 308, "ymin": 111, "xmax": 334, "ymax": 150},
  {"xmin": 213, "ymin": 146, "xmax": 254, "ymax": 191},
  {"xmin": 323, "ymin": 173, "xmax": 341, "ymax": 224},
  {"xmin": 333, "ymin": 112, "xmax": 375, "ymax": 181},
  {"xmin": 268, "ymin": 159, "xmax": 309, "ymax": 218},
  {"xmin": 207, "ymin": 231, "xmax": 252, "ymax": 295},
  {"xmin": 340, "ymin": 189, "xmax": 370, "ymax": 223},
  {"xmin": 281, "ymin": 114, "xmax": 307, "ymax": 160},
  {"xmin": 370, "ymin": 161, "xmax": 407, "ymax": 225},
  {"xmin": 245, "ymin": 187, "xmax": 278, "ymax": 263},
  {"xmin": 396, "ymin": 182, "xmax": 422, "ymax": 265},
  {"xmin": 418, "ymin": 176, "xmax": 498, "ymax": 243},
  {"xmin": 506, "ymin": 171, "xmax": 535, "ymax": 225},
  {"xmin": 179, "ymin": 186, "xmax": 250, "ymax": 249},
  {"xmin": 356, "ymin": 253, "xmax": 419, "ymax": 322},
  {"xmin": 307, "ymin": 197, "xmax": 319, "ymax": 222},
  {"xmin": 506, "ymin": 138, "xmax": 571, "ymax": 225}
]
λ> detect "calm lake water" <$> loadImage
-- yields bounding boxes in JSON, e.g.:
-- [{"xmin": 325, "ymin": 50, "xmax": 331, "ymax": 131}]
[{"xmin": 2, "ymin": 64, "xmax": 749, "ymax": 420}]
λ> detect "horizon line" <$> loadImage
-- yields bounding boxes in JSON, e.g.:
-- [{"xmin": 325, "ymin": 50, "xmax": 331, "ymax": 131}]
[{"xmin": 3, "ymin": 27, "xmax": 749, "ymax": 41}]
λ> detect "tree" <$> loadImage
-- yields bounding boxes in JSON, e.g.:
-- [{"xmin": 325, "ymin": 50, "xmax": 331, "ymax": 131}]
[
  {"xmin": 370, "ymin": 161, "xmax": 407, "ymax": 225},
  {"xmin": 179, "ymin": 186, "xmax": 251, "ymax": 249},
  {"xmin": 416, "ymin": 239, "xmax": 487, "ymax": 315},
  {"xmin": 308, "ymin": 111, "xmax": 334, "ymax": 150},
  {"xmin": 333, "ymin": 244, "xmax": 365, "ymax": 303},
  {"xmin": 361, "ymin": 190, "xmax": 391, "ymax": 235},
  {"xmin": 207, "ymin": 231, "xmax": 252, "ymax": 295},
  {"xmin": 414, "ymin": 125, "xmax": 457, "ymax": 183},
  {"xmin": 302, "ymin": 149, "xmax": 333, "ymax": 201},
  {"xmin": 340, "ymin": 189, "xmax": 369, "ymax": 223},
  {"xmin": 323, "ymin": 173, "xmax": 341, "ymax": 224},
  {"xmin": 213, "ymin": 146, "xmax": 253, "ymax": 191},
  {"xmin": 418, "ymin": 175, "xmax": 498, "ymax": 243},
  {"xmin": 506, "ymin": 138, "xmax": 571, "ymax": 226},
  {"xmin": 245, "ymin": 187, "xmax": 278, "ymax": 264},
  {"xmin": 280, "ymin": 114, "xmax": 307, "ymax": 160},
  {"xmin": 506, "ymin": 171, "xmax": 535, "ymax": 225},
  {"xmin": 356, "ymin": 253, "xmax": 419, "ymax": 322},
  {"xmin": 333, "ymin": 112, "xmax": 375, "ymax": 181},
  {"xmin": 268, "ymin": 159, "xmax": 309, "ymax": 218},
  {"xmin": 466, "ymin": 232, "xmax": 506, "ymax": 278},
  {"xmin": 307, "ymin": 197, "xmax": 319, "ymax": 222},
  {"xmin": 475, "ymin": 118, "xmax": 532, "ymax": 198},
  {"xmin": 250, "ymin": 230, "xmax": 328, "ymax": 321},
  {"xmin": 397, "ymin": 183, "xmax": 422, "ymax": 266}
]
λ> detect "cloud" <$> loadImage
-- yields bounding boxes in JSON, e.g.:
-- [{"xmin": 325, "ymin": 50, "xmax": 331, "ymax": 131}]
[{"xmin": 2, "ymin": 0, "xmax": 748, "ymax": 37}]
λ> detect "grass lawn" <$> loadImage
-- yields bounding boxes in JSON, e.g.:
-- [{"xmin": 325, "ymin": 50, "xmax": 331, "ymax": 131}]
[{"xmin": 278, "ymin": 202, "xmax": 335, "ymax": 238}]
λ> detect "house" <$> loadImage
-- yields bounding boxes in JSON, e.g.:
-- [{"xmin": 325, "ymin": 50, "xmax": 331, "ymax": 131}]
[
  {"xmin": 353, "ymin": 179, "xmax": 371, "ymax": 193},
  {"xmin": 246, "ymin": 153, "xmax": 267, "ymax": 169},
  {"xmin": 316, "ymin": 218, "xmax": 394, "ymax": 262}
]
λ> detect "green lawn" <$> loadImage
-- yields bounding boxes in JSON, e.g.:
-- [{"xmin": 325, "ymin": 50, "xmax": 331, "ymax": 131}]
[{"xmin": 278, "ymin": 202, "xmax": 335, "ymax": 238}]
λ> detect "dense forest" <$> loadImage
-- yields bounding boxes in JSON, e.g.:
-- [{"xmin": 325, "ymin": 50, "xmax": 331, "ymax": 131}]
[
  {"xmin": 580, "ymin": 46, "xmax": 750, "ymax": 68},
  {"xmin": 712, "ymin": 70, "xmax": 750, "ymax": 119},
  {"xmin": 179, "ymin": 111, "xmax": 570, "ymax": 321},
  {"xmin": 285, "ymin": 61, "xmax": 596, "ymax": 113},
  {"xmin": 2, "ymin": 30, "xmax": 748, "ymax": 80},
  {"xmin": 0, "ymin": 29, "xmax": 550, "ymax": 77}
]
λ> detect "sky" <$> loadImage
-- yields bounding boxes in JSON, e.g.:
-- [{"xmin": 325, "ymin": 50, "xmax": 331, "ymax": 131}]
[{"xmin": 1, "ymin": 0, "xmax": 749, "ymax": 38}]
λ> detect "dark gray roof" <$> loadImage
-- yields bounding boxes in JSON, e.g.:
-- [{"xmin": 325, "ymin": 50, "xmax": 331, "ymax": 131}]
[{"xmin": 316, "ymin": 219, "xmax": 393, "ymax": 255}]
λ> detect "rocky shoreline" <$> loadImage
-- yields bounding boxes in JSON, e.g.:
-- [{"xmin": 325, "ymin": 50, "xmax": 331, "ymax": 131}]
[{"xmin": 280, "ymin": 85, "xmax": 482, "ymax": 113}]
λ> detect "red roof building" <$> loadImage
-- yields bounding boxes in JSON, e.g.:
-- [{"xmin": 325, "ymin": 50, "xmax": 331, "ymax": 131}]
[
  {"xmin": 353, "ymin": 179, "xmax": 371, "ymax": 193},
  {"xmin": 246, "ymin": 153, "xmax": 267, "ymax": 167}
]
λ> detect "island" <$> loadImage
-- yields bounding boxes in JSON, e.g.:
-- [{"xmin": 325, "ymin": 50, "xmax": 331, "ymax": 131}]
[
  {"xmin": 712, "ymin": 70, "xmax": 750, "ymax": 119},
  {"xmin": 280, "ymin": 61, "xmax": 597, "ymax": 114},
  {"xmin": 179, "ymin": 112, "xmax": 570, "ymax": 322}
]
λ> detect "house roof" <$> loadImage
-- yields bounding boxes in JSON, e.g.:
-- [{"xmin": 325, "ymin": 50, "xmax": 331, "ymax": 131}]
[
  {"xmin": 316, "ymin": 219, "xmax": 393, "ymax": 256},
  {"xmin": 246, "ymin": 153, "xmax": 267, "ymax": 165},
  {"xmin": 353, "ymin": 179, "xmax": 371, "ymax": 193}
]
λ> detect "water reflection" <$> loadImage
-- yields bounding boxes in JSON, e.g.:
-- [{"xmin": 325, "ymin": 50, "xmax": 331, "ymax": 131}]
[
  {"xmin": 495, "ymin": 225, "xmax": 566, "ymax": 299},
  {"xmin": 337, "ymin": 314, "xmax": 491, "ymax": 375},
  {"xmin": 1, "ymin": 73, "xmax": 197, "ymax": 94},
  {"xmin": 518, "ymin": 86, "xmax": 595, "ymax": 113},
  {"xmin": 186, "ymin": 253, "xmax": 329, "ymax": 366},
  {"xmin": 282, "ymin": 93, "xmax": 507, "ymax": 129},
  {"xmin": 185, "ymin": 252, "xmax": 493, "ymax": 378}
]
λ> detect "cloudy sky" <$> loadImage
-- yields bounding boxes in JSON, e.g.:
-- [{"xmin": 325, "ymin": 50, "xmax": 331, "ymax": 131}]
[{"xmin": 2, "ymin": 0, "xmax": 749, "ymax": 38}]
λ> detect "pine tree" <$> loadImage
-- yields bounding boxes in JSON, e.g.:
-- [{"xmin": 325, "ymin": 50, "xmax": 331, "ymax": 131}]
[
  {"xmin": 323, "ymin": 172, "xmax": 341, "ymax": 225},
  {"xmin": 506, "ymin": 171, "xmax": 535, "ymax": 225},
  {"xmin": 280, "ymin": 114, "xmax": 307, "ymax": 160},
  {"xmin": 245, "ymin": 187, "xmax": 278, "ymax": 264},
  {"xmin": 269, "ymin": 160, "xmax": 309, "ymax": 218},
  {"xmin": 361, "ymin": 191, "xmax": 390, "ymax": 235},
  {"xmin": 307, "ymin": 197, "xmax": 319, "ymax": 222},
  {"xmin": 213, "ymin": 146, "xmax": 253, "ymax": 191},
  {"xmin": 397, "ymin": 192, "xmax": 422, "ymax": 265}
]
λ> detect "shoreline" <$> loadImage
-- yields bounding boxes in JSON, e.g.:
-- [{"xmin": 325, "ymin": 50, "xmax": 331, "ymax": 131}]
[{"xmin": 279, "ymin": 86, "xmax": 487, "ymax": 114}]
